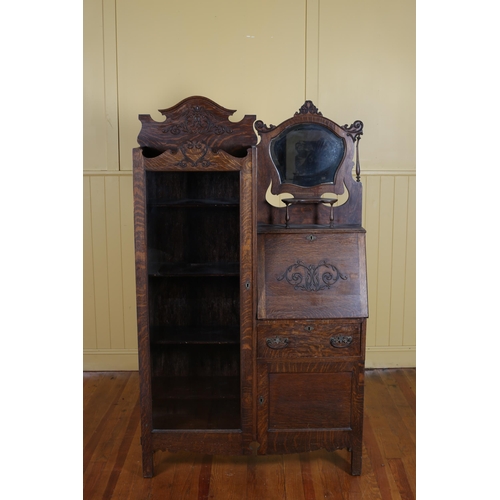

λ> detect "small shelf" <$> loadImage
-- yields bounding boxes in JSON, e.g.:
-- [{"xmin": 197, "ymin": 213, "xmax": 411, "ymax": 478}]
[
  {"xmin": 152, "ymin": 376, "xmax": 240, "ymax": 400},
  {"xmin": 148, "ymin": 262, "xmax": 240, "ymax": 277},
  {"xmin": 150, "ymin": 326, "xmax": 239, "ymax": 345},
  {"xmin": 152, "ymin": 398, "xmax": 241, "ymax": 430},
  {"xmin": 257, "ymin": 223, "xmax": 366, "ymax": 234},
  {"xmin": 148, "ymin": 198, "xmax": 239, "ymax": 208}
]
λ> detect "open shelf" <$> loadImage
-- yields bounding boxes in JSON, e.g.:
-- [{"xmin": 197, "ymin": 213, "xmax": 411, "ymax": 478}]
[
  {"xmin": 150, "ymin": 326, "xmax": 239, "ymax": 345},
  {"xmin": 152, "ymin": 375, "xmax": 240, "ymax": 400},
  {"xmin": 148, "ymin": 198, "xmax": 239, "ymax": 208},
  {"xmin": 152, "ymin": 399, "xmax": 241, "ymax": 430},
  {"xmin": 148, "ymin": 262, "xmax": 239, "ymax": 277},
  {"xmin": 151, "ymin": 375, "xmax": 240, "ymax": 430}
]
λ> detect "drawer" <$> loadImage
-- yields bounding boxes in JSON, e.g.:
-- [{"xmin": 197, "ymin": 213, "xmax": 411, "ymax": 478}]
[{"xmin": 257, "ymin": 321, "xmax": 361, "ymax": 359}]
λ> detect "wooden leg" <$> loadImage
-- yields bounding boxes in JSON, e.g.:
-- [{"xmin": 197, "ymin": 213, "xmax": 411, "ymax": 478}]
[
  {"xmin": 142, "ymin": 450, "xmax": 153, "ymax": 478},
  {"xmin": 141, "ymin": 435, "xmax": 154, "ymax": 478},
  {"xmin": 350, "ymin": 443, "xmax": 362, "ymax": 476}
]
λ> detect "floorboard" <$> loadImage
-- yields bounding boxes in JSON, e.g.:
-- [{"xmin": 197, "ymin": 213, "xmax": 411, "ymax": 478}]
[{"xmin": 83, "ymin": 369, "xmax": 416, "ymax": 499}]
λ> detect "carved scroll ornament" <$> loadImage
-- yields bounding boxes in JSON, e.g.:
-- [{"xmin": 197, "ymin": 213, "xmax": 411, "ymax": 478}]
[{"xmin": 277, "ymin": 260, "xmax": 347, "ymax": 291}]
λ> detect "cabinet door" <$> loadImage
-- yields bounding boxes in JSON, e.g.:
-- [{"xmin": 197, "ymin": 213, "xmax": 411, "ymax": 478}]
[
  {"xmin": 134, "ymin": 149, "xmax": 255, "ymax": 456},
  {"xmin": 256, "ymin": 360, "xmax": 364, "ymax": 455}
]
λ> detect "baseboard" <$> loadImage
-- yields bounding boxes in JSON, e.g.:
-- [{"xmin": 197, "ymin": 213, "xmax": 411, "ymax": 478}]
[
  {"xmin": 366, "ymin": 346, "xmax": 416, "ymax": 368},
  {"xmin": 84, "ymin": 347, "xmax": 416, "ymax": 371},
  {"xmin": 84, "ymin": 349, "xmax": 139, "ymax": 371}
]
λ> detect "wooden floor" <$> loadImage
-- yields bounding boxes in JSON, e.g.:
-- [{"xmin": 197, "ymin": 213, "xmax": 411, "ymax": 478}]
[{"xmin": 84, "ymin": 369, "xmax": 415, "ymax": 499}]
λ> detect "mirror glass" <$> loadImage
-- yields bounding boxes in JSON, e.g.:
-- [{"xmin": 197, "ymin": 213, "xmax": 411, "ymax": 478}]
[{"xmin": 270, "ymin": 124, "xmax": 345, "ymax": 187}]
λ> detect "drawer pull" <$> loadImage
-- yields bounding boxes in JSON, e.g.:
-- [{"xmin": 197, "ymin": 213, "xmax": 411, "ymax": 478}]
[
  {"xmin": 330, "ymin": 335, "xmax": 353, "ymax": 348},
  {"xmin": 266, "ymin": 336, "xmax": 289, "ymax": 349}
]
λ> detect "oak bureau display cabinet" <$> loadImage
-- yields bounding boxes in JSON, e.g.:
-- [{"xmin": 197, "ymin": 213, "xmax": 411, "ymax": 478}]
[{"xmin": 133, "ymin": 96, "xmax": 367, "ymax": 477}]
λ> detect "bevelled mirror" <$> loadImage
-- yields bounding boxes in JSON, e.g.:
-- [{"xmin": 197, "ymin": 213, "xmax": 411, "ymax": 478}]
[{"xmin": 270, "ymin": 123, "xmax": 345, "ymax": 187}]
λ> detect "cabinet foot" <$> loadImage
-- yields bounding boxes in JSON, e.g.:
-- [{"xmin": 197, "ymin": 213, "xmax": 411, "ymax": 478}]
[
  {"xmin": 350, "ymin": 446, "xmax": 362, "ymax": 476},
  {"xmin": 142, "ymin": 451, "xmax": 154, "ymax": 478}
]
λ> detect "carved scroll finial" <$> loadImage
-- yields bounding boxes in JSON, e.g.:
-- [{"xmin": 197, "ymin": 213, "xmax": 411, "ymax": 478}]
[
  {"xmin": 341, "ymin": 121, "xmax": 363, "ymax": 181},
  {"xmin": 341, "ymin": 120, "xmax": 364, "ymax": 141},
  {"xmin": 255, "ymin": 120, "xmax": 276, "ymax": 133},
  {"xmin": 295, "ymin": 100, "xmax": 322, "ymax": 116}
]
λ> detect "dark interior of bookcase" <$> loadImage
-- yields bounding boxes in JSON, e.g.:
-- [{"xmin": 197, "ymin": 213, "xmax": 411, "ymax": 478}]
[{"xmin": 146, "ymin": 171, "xmax": 241, "ymax": 430}]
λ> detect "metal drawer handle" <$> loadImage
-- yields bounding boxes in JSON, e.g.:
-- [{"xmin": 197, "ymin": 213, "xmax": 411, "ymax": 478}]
[
  {"xmin": 330, "ymin": 335, "xmax": 353, "ymax": 348},
  {"xmin": 266, "ymin": 336, "xmax": 289, "ymax": 349}
]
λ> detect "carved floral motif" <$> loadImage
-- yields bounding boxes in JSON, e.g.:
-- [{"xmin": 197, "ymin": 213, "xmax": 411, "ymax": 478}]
[
  {"xmin": 162, "ymin": 106, "xmax": 233, "ymax": 136},
  {"xmin": 175, "ymin": 141, "xmax": 213, "ymax": 168}
]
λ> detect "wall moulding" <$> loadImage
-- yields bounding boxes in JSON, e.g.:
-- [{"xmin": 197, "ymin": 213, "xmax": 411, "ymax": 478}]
[{"xmin": 83, "ymin": 169, "xmax": 416, "ymax": 177}]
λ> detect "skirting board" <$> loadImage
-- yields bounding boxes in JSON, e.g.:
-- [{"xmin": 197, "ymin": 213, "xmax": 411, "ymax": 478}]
[
  {"xmin": 83, "ymin": 347, "xmax": 416, "ymax": 371},
  {"xmin": 84, "ymin": 349, "xmax": 139, "ymax": 371},
  {"xmin": 366, "ymin": 346, "xmax": 416, "ymax": 368}
]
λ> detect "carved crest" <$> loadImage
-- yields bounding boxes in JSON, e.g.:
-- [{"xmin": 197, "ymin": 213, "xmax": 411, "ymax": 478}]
[
  {"xmin": 295, "ymin": 100, "xmax": 322, "ymax": 116},
  {"xmin": 137, "ymin": 96, "xmax": 256, "ymax": 156}
]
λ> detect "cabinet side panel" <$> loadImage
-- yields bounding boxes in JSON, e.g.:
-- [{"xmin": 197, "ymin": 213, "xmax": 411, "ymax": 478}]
[{"xmin": 133, "ymin": 148, "xmax": 153, "ymax": 474}]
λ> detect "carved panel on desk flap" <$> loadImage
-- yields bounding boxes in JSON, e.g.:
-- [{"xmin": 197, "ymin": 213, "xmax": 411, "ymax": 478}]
[{"xmin": 277, "ymin": 260, "xmax": 348, "ymax": 292}]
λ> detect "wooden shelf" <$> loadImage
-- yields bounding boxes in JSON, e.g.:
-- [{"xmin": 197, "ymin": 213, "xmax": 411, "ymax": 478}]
[
  {"xmin": 152, "ymin": 398, "xmax": 241, "ymax": 430},
  {"xmin": 148, "ymin": 198, "xmax": 239, "ymax": 208},
  {"xmin": 150, "ymin": 326, "xmax": 239, "ymax": 345},
  {"xmin": 148, "ymin": 262, "xmax": 240, "ymax": 277},
  {"xmin": 152, "ymin": 376, "xmax": 240, "ymax": 400},
  {"xmin": 257, "ymin": 223, "xmax": 366, "ymax": 234}
]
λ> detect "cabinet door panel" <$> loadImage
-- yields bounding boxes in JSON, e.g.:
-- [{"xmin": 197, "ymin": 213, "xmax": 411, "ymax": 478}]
[
  {"xmin": 257, "ymin": 361, "xmax": 364, "ymax": 455},
  {"xmin": 269, "ymin": 372, "xmax": 352, "ymax": 429}
]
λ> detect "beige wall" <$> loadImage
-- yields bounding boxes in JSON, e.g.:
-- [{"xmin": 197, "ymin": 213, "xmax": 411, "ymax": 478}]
[{"xmin": 84, "ymin": 0, "xmax": 416, "ymax": 370}]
